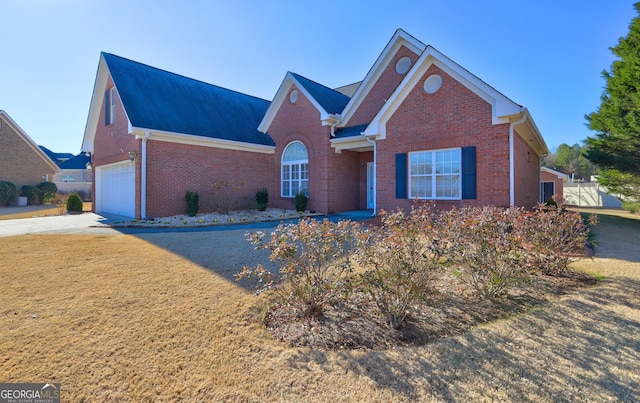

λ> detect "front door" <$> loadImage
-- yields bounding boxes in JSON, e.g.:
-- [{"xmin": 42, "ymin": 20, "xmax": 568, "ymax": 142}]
[
  {"xmin": 541, "ymin": 181, "xmax": 555, "ymax": 203},
  {"xmin": 367, "ymin": 162, "xmax": 374, "ymax": 209}
]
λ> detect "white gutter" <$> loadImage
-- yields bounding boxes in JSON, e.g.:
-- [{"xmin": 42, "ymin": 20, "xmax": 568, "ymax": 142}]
[
  {"xmin": 327, "ymin": 114, "xmax": 341, "ymax": 137},
  {"xmin": 140, "ymin": 131, "xmax": 150, "ymax": 218},
  {"xmin": 509, "ymin": 111, "xmax": 528, "ymax": 206},
  {"xmin": 366, "ymin": 135, "xmax": 377, "ymax": 217}
]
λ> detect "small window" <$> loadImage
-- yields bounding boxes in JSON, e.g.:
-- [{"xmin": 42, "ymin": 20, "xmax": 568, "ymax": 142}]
[
  {"xmin": 409, "ymin": 148, "xmax": 461, "ymax": 200},
  {"xmin": 281, "ymin": 141, "xmax": 309, "ymax": 197},
  {"xmin": 109, "ymin": 87, "xmax": 116, "ymax": 125}
]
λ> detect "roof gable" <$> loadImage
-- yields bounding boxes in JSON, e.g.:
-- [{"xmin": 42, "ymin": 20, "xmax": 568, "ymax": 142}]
[
  {"xmin": 0, "ymin": 110, "xmax": 59, "ymax": 172},
  {"xmin": 338, "ymin": 29, "xmax": 425, "ymax": 127},
  {"xmin": 83, "ymin": 53, "xmax": 274, "ymax": 152},
  {"xmin": 290, "ymin": 73, "xmax": 350, "ymax": 115},
  {"xmin": 363, "ymin": 45, "xmax": 547, "ymax": 154},
  {"xmin": 258, "ymin": 72, "xmax": 350, "ymax": 133}
]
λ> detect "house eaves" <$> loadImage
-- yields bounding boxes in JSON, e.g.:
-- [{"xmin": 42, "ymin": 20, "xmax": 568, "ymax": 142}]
[
  {"xmin": 130, "ymin": 127, "xmax": 275, "ymax": 154},
  {"xmin": 541, "ymin": 166, "xmax": 569, "ymax": 181}
]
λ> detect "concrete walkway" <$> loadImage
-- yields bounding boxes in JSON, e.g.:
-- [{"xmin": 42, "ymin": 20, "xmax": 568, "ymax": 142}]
[{"xmin": 0, "ymin": 208, "xmax": 374, "ymax": 237}]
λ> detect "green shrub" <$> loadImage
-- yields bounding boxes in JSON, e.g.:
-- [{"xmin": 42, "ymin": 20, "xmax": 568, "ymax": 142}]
[
  {"xmin": 66, "ymin": 192, "xmax": 83, "ymax": 212},
  {"xmin": 294, "ymin": 191, "xmax": 308, "ymax": 212},
  {"xmin": 622, "ymin": 200, "xmax": 640, "ymax": 214},
  {"xmin": 237, "ymin": 218, "xmax": 362, "ymax": 317},
  {"xmin": 0, "ymin": 181, "xmax": 17, "ymax": 206},
  {"xmin": 185, "ymin": 190, "xmax": 199, "ymax": 217},
  {"xmin": 255, "ymin": 188, "xmax": 269, "ymax": 211},
  {"xmin": 36, "ymin": 182, "xmax": 57, "ymax": 204},
  {"xmin": 21, "ymin": 185, "xmax": 38, "ymax": 205}
]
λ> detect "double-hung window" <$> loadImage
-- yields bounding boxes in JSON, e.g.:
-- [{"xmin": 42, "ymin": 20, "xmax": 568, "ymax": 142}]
[
  {"xmin": 281, "ymin": 141, "xmax": 309, "ymax": 197},
  {"xmin": 409, "ymin": 148, "xmax": 461, "ymax": 199}
]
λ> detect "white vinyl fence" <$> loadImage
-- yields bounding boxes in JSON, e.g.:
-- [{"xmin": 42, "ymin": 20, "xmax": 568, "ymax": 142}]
[{"xmin": 564, "ymin": 183, "xmax": 622, "ymax": 208}]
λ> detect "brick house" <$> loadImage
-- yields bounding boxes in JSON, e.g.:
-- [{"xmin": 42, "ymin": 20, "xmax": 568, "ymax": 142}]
[
  {"xmin": 540, "ymin": 167, "xmax": 568, "ymax": 202},
  {"xmin": 82, "ymin": 29, "xmax": 548, "ymax": 219},
  {"xmin": 0, "ymin": 110, "xmax": 59, "ymax": 194}
]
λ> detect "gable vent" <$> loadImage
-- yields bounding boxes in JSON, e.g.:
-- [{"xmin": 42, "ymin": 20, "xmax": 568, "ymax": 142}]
[{"xmin": 395, "ymin": 57, "xmax": 412, "ymax": 74}]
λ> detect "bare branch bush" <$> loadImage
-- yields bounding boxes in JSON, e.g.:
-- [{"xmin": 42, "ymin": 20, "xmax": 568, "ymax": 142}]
[
  {"xmin": 236, "ymin": 218, "xmax": 363, "ymax": 318},
  {"xmin": 211, "ymin": 180, "xmax": 245, "ymax": 214},
  {"xmin": 355, "ymin": 202, "xmax": 445, "ymax": 329},
  {"xmin": 441, "ymin": 206, "xmax": 531, "ymax": 299}
]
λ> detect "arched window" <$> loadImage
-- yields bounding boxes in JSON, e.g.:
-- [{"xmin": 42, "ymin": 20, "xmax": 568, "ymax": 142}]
[{"xmin": 281, "ymin": 141, "xmax": 309, "ymax": 197}]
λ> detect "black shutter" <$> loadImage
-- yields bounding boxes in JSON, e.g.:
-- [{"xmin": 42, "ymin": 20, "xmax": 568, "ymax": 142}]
[
  {"xmin": 461, "ymin": 146, "xmax": 477, "ymax": 199},
  {"xmin": 395, "ymin": 153, "xmax": 407, "ymax": 199},
  {"xmin": 104, "ymin": 90, "xmax": 110, "ymax": 126}
]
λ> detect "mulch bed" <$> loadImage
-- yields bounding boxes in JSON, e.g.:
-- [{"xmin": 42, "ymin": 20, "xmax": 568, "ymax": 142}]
[{"xmin": 263, "ymin": 268, "xmax": 598, "ymax": 350}]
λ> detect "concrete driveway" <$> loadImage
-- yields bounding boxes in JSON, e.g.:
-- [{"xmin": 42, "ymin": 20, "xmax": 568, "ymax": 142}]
[
  {"xmin": 0, "ymin": 207, "xmax": 373, "ymax": 237},
  {"xmin": 0, "ymin": 211, "xmax": 125, "ymax": 237}
]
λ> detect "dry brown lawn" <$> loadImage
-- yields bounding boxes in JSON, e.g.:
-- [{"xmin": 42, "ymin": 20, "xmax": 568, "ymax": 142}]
[{"xmin": 0, "ymin": 208, "xmax": 638, "ymax": 401}]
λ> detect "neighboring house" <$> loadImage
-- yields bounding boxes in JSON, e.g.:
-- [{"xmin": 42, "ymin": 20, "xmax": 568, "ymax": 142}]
[
  {"xmin": 0, "ymin": 110, "xmax": 59, "ymax": 195},
  {"xmin": 540, "ymin": 167, "xmax": 568, "ymax": 202},
  {"xmin": 82, "ymin": 29, "xmax": 548, "ymax": 219},
  {"xmin": 40, "ymin": 146, "xmax": 92, "ymax": 199},
  {"xmin": 55, "ymin": 153, "xmax": 92, "ymax": 198},
  {"xmin": 40, "ymin": 146, "xmax": 74, "ymax": 165}
]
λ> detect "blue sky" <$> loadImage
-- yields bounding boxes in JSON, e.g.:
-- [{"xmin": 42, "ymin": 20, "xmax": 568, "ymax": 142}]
[{"xmin": 0, "ymin": 0, "xmax": 636, "ymax": 154}]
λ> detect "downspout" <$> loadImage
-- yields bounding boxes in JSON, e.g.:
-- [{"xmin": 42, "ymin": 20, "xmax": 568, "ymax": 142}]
[
  {"xmin": 141, "ymin": 131, "xmax": 150, "ymax": 219},
  {"xmin": 509, "ymin": 111, "xmax": 528, "ymax": 206},
  {"xmin": 366, "ymin": 136, "xmax": 377, "ymax": 217},
  {"xmin": 329, "ymin": 114, "xmax": 340, "ymax": 137}
]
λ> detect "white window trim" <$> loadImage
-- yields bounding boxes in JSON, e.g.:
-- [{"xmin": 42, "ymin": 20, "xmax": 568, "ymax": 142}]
[
  {"xmin": 109, "ymin": 87, "xmax": 116, "ymax": 125},
  {"xmin": 281, "ymin": 141, "xmax": 309, "ymax": 198},
  {"xmin": 408, "ymin": 147, "xmax": 462, "ymax": 200}
]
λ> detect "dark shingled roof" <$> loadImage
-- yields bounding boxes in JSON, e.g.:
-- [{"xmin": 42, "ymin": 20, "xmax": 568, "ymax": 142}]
[
  {"xmin": 334, "ymin": 124, "xmax": 368, "ymax": 139},
  {"xmin": 290, "ymin": 73, "xmax": 350, "ymax": 115},
  {"xmin": 58, "ymin": 154, "xmax": 90, "ymax": 169},
  {"xmin": 39, "ymin": 146, "xmax": 74, "ymax": 163},
  {"xmin": 103, "ymin": 53, "xmax": 275, "ymax": 146}
]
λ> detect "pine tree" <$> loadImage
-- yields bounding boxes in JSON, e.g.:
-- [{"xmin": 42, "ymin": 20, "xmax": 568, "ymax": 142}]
[{"xmin": 585, "ymin": 2, "xmax": 640, "ymax": 211}]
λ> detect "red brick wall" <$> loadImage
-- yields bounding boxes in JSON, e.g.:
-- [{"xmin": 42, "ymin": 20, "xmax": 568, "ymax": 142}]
[
  {"xmin": 93, "ymin": 77, "xmax": 139, "ymax": 167},
  {"xmin": 359, "ymin": 151, "xmax": 374, "ymax": 210},
  {"xmin": 326, "ymin": 149, "xmax": 360, "ymax": 213},
  {"xmin": 93, "ymin": 76, "xmax": 275, "ymax": 218},
  {"xmin": 144, "ymin": 141, "xmax": 274, "ymax": 218},
  {"xmin": 376, "ymin": 64, "xmax": 512, "ymax": 213},
  {"xmin": 347, "ymin": 45, "xmax": 420, "ymax": 127},
  {"xmin": 513, "ymin": 130, "xmax": 541, "ymax": 208},
  {"xmin": 541, "ymin": 170, "xmax": 564, "ymax": 200},
  {"xmin": 92, "ymin": 77, "xmax": 141, "ymax": 214},
  {"xmin": 267, "ymin": 85, "xmax": 364, "ymax": 213}
]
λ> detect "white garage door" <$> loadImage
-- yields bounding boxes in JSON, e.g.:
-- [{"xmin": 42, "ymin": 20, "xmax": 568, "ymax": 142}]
[{"xmin": 97, "ymin": 163, "xmax": 135, "ymax": 218}]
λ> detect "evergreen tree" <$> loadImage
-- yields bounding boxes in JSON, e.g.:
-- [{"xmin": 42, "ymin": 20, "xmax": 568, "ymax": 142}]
[{"xmin": 585, "ymin": 2, "xmax": 640, "ymax": 210}]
